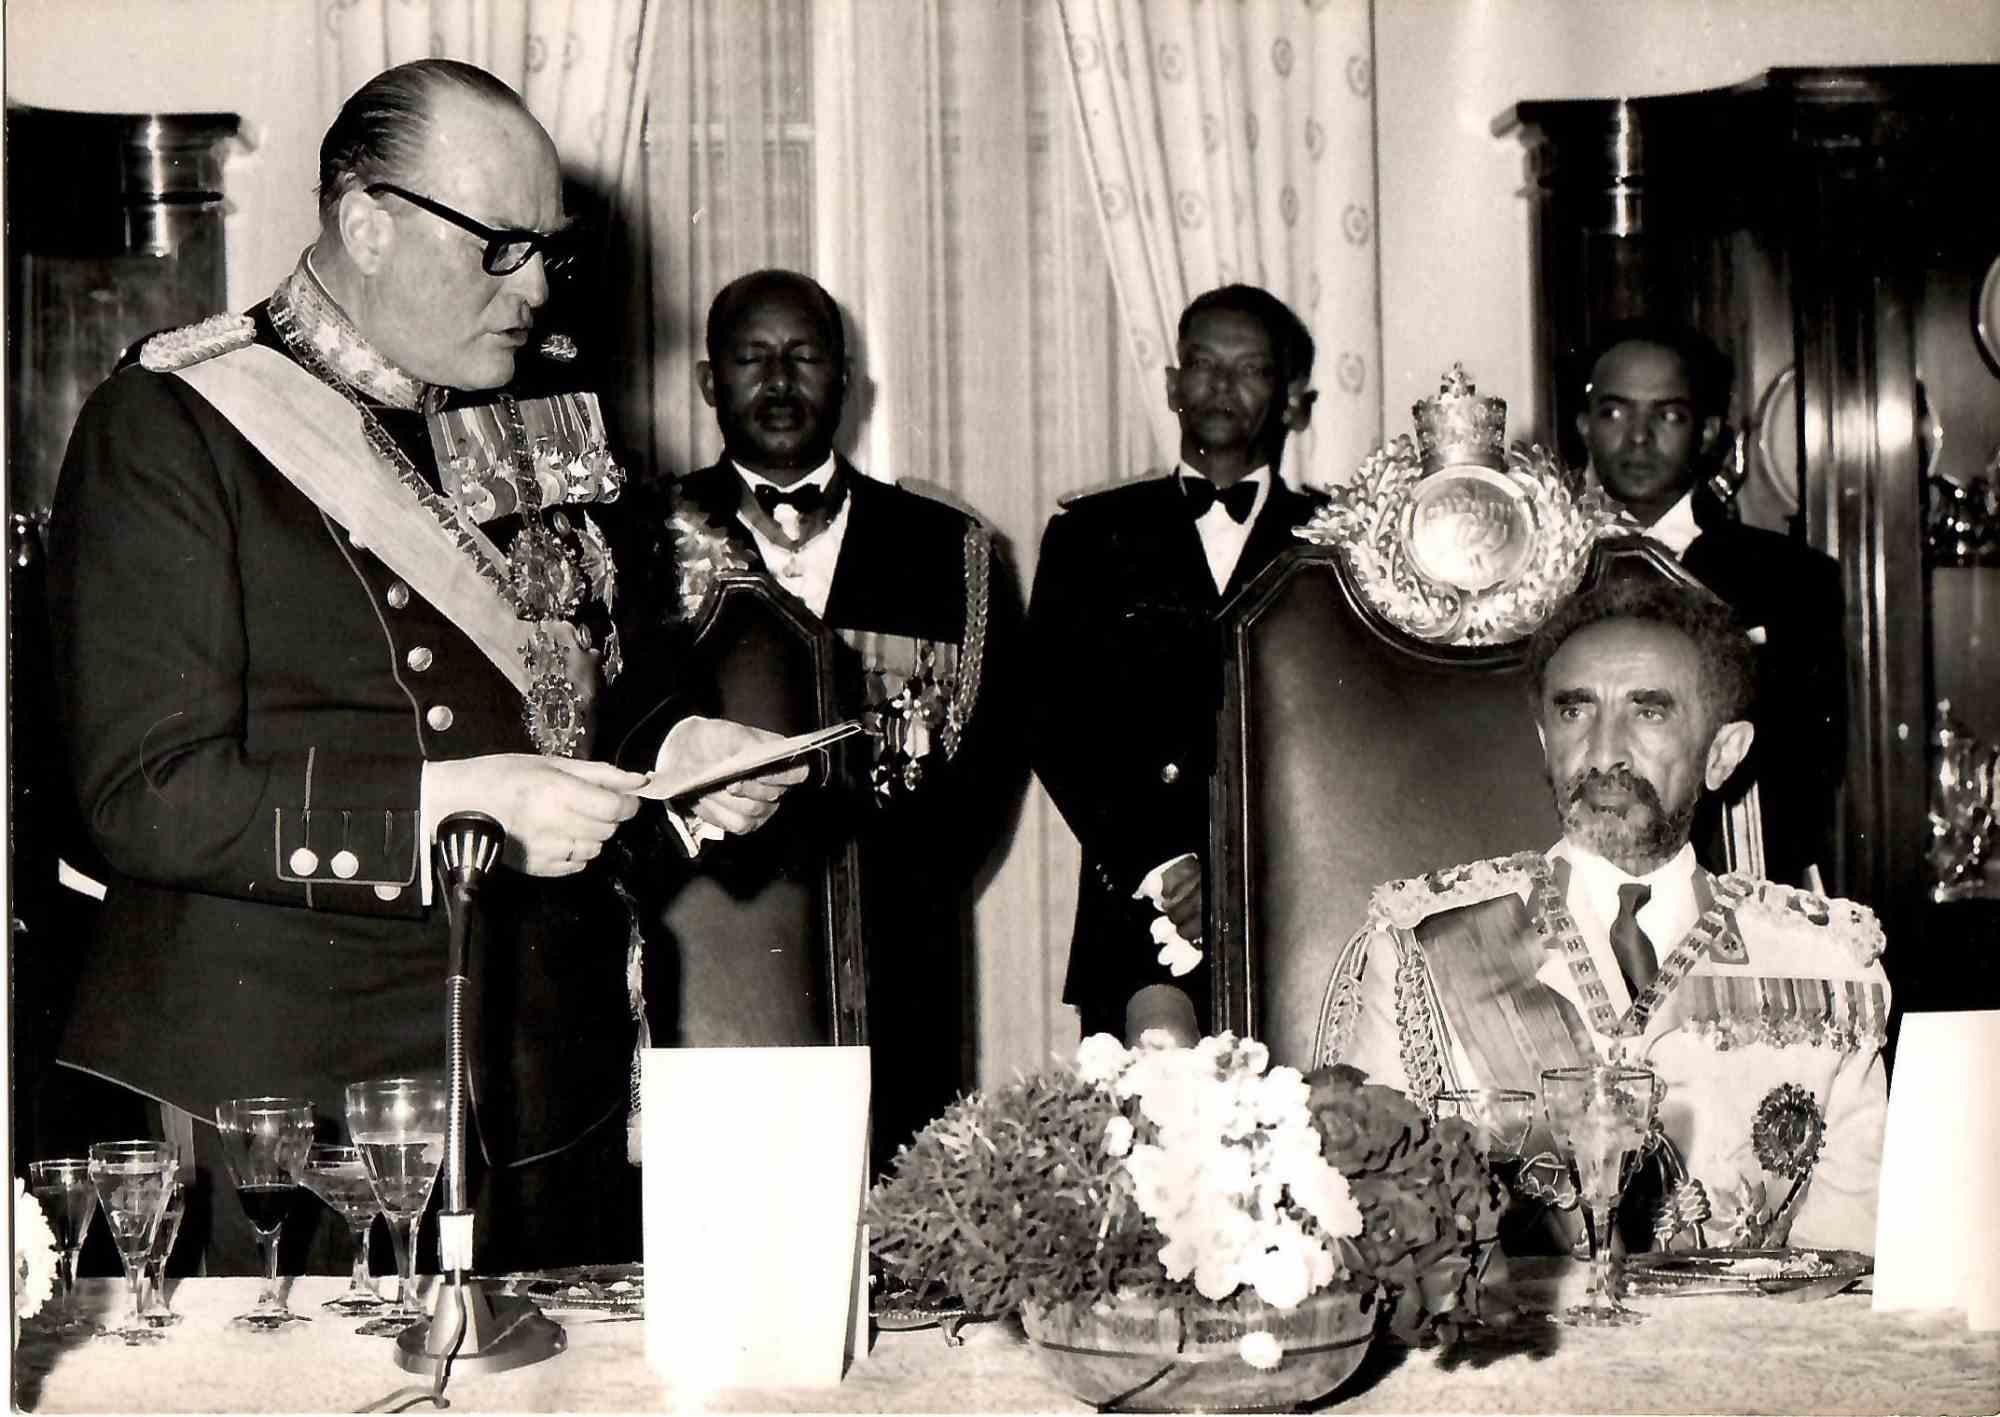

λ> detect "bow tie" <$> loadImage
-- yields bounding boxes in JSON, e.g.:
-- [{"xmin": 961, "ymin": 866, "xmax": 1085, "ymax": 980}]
[
  {"xmin": 750, "ymin": 477, "xmax": 842, "ymax": 523},
  {"xmin": 1181, "ymin": 476, "xmax": 1259, "ymax": 524}
]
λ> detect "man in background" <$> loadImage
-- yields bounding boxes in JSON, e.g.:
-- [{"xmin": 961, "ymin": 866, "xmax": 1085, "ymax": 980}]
[
  {"xmin": 1575, "ymin": 320, "xmax": 1846, "ymax": 888},
  {"xmin": 1028, "ymin": 284, "xmax": 1322, "ymax": 1046}
]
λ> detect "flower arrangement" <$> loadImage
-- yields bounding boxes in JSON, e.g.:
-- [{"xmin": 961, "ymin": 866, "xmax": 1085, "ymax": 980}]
[
  {"xmin": 13, "ymin": 1178, "xmax": 57, "ymax": 1341},
  {"xmin": 867, "ymin": 1032, "xmax": 1503, "ymax": 1368}
]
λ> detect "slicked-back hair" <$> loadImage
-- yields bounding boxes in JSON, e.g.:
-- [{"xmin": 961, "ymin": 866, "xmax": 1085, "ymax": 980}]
[
  {"xmin": 1528, "ymin": 576, "xmax": 1756, "ymax": 733},
  {"xmin": 317, "ymin": 59, "xmax": 528, "ymax": 222},
  {"xmin": 1177, "ymin": 284, "xmax": 1316, "ymax": 386},
  {"xmin": 1578, "ymin": 319, "xmax": 1733, "ymax": 423},
  {"xmin": 705, "ymin": 268, "xmax": 848, "ymax": 367}
]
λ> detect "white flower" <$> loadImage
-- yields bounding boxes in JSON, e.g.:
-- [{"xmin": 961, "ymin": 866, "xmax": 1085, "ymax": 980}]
[
  {"xmin": 13, "ymin": 1178, "xmax": 57, "ymax": 1324},
  {"xmin": 1239, "ymin": 1329, "xmax": 1285, "ymax": 1370},
  {"xmin": 1074, "ymin": 1033, "xmax": 1131, "ymax": 1086},
  {"xmin": 1102, "ymin": 1115, "xmax": 1134, "ymax": 1158}
]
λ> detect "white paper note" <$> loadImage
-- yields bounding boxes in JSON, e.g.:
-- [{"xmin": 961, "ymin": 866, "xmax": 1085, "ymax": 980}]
[
  {"xmin": 636, "ymin": 720, "xmax": 866, "ymax": 802},
  {"xmin": 642, "ymin": 1046, "xmax": 872, "ymax": 1393},
  {"xmin": 1872, "ymin": 1010, "xmax": 2000, "ymax": 1329}
]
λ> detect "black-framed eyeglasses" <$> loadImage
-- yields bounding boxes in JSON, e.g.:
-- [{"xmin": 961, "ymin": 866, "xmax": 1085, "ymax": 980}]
[{"xmin": 364, "ymin": 182, "xmax": 580, "ymax": 277}]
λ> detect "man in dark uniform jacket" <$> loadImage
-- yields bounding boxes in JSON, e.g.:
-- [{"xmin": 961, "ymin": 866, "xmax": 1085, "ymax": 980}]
[
  {"xmin": 612, "ymin": 269, "xmax": 1022, "ymax": 1171},
  {"xmin": 45, "ymin": 60, "xmax": 796, "ymax": 1273},
  {"xmin": 1028, "ymin": 284, "xmax": 1323, "ymax": 1044},
  {"xmin": 1575, "ymin": 321, "xmax": 1846, "ymax": 889}
]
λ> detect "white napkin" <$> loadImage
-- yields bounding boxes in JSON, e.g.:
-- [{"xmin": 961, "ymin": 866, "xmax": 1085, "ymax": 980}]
[
  {"xmin": 1871, "ymin": 1010, "xmax": 2000, "ymax": 1330},
  {"xmin": 641, "ymin": 1046, "xmax": 872, "ymax": 1392}
]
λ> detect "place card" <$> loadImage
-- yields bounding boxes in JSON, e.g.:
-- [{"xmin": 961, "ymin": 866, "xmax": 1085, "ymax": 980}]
[
  {"xmin": 641, "ymin": 1046, "xmax": 872, "ymax": 1392},
  {"xmin": 1872, "ymin": 1010, "xmax": 2000, "ymax": 1330}
]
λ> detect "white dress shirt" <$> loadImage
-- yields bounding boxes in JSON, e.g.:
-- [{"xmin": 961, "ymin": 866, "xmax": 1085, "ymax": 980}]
[
  {"xmin": 1615, "ymin": 486, "xmax": 1700, "ymax": 558},
  {"xmin": 1177, "ymin": 463, "xmax": 1270, "ymax": 595},
  {"xmin": 735, "ymin": 456, "xmax": 850, "ymax": 620}
]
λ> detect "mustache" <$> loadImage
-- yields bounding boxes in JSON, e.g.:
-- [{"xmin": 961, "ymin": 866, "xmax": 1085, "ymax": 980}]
[{"xmin": 1562, "ymin": 765, "xmax": 1667, "ymax": 816}]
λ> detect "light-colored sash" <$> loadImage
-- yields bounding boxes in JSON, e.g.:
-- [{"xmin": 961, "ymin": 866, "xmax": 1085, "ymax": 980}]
[
  {"xmin": 1416, "ymin": 890, "xmax": 1596, "ymax": 1090},
  {"xmin": 174, "ymin": 345, "xmax": 529, "ymax": 693}
]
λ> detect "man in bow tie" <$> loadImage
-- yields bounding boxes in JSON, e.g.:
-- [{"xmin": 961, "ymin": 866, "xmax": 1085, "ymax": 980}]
[
  {"xmin": 1323, "ymin": 577, "xmax": 1889, "ymax": 1255},
  {"xmin": 613, "ymin": 268, "xmax": 1023, "ymax": 1171},
  {"xmin": 1577, "ymin": 320, "xmax": 1845, "ymax": 889},
  {"xmin": 1028, "ymin": 284, "xmax": 1325, "ymax": 1046},
  {"xmin": 43, "ymin": 60, "xmax": 800, "ymax": 1274}
]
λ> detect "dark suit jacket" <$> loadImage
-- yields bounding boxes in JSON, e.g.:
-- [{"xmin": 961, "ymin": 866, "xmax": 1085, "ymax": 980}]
[
  {"xmin": 608, "ymin": 459, "xmax": 1024, "ymax": 1168},
  {"xmin": 45, "ymin": 311, "xmax": 648, "ymax": 1219},
  {"xmin": 1027, "ymin": 472, "xmax": 1322, "ymax": 1038},
  {"xmin": 1680, "ymin": 492, "xmax": 1847, "ymax": 889}
]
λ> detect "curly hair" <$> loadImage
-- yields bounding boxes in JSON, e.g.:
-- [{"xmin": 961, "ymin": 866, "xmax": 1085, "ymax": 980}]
[
  {"xmin": 1575, "ymin": 318, "xmax": 1733, "ymax": 424},
  {"xmin": 1177, "ymin": 284, "xmax": 1316, "ymax": 386},
  {"xmin": 317, "ymin": 59, "xmax": 528, "ymax": 221},
  {"xmin": 1528, "ymin": 576, "xmax": 1756, "ymax": 731},
  {"xmin": 704, "ymin": 268, "xmax": 847, "ymax": 367}
]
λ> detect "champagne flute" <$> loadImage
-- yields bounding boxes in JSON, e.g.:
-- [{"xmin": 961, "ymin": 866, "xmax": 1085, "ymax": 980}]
[
  {"xmin": 27, "ymin": 1158, "xmax": 105, "ymax": 1336},
  {"xmin": 214, "ymin": 1098, "xmax": 315, "ymax": 1331},
  {"xmin": 84, "ymin": 1141, "xmax": 177, "ymax": 1345},
  {"xmin": 345, "ymin": 1075, "xmax": 447, "ymax": 1339},
  {"xmin": 1540, "ymin": 1065, "xmax": 1660, "ymax": 1327},
  {"xmin": 299, "ymin": 1143, "xmax": 388, "ymax": 1316},
  {"xmin": 138, "ymin": 1167, "xmax": 191, "ymax": 1327}
]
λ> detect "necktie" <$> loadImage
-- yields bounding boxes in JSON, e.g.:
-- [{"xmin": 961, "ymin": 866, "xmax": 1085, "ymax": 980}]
[
  {"xmin": 1181, "ymin": 476, "xmax": 1259, "ymax": 525},
  {"xmin": 1610, "ymin": 881, "xmax": 1658, "ymax": 999},
  {"xmin": 751, "ymin": 479, "xmax": 836, "ymax": 521}
]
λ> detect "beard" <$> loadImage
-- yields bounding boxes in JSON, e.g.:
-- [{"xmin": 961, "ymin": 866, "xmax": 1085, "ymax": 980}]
[{"xmin": 1553, "ymin": 765, "xmax": 1697, "ymax": 874}]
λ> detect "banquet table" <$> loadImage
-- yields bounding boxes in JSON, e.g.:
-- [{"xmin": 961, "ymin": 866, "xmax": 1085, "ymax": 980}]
[{"xmin": 14, "ymin": 1266, "xmax": 1998, "ymax": 1414}]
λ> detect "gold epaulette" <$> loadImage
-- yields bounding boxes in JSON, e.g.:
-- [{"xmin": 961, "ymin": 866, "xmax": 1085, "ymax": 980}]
[
  {"xmin": 1719, "ymin": 876, "xmax": 1888, "ymax": 968},
  {"xmin": 1056, "ymin": 469, "xmax": 1174, "ymax": 509},
  {"xmin": 1367, "ymin": 851, "xmax": 1546, "ymax": 931},
  {"xmin": 139, "ymin": 314, "xmax": 256, "ymax": 372},
  {"xmin": 897, "ymin": 476, "xmax": 994, "ymax": 530}
]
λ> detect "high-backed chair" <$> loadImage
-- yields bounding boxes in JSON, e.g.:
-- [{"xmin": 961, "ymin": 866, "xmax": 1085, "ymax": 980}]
[{"xmin": 1211, "ymin": 536, "xmax": 1723, "ymax": 1068}]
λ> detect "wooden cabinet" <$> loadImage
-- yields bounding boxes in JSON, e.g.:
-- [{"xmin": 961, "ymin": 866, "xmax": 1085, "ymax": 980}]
[{"xmin": 1500, "ymin": 67, "xmax": 1999, "ymax": 1010}]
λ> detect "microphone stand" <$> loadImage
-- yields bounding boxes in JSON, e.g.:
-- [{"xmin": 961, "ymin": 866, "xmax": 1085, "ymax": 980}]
[{"xmin": 394, "ymin": 812, "xmax": 567, "ymax": 1388}]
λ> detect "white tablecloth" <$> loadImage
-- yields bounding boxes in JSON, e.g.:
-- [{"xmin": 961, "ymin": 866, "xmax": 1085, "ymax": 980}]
[{"xmin": 14, "ymin": 1268, "xmax": 1999, "ymax": 1414}]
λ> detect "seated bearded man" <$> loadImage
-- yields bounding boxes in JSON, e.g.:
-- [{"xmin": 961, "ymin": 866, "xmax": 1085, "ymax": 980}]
[{"xmin": 1320, "ymin": 576, "xmax": 1889, "ymax": 1254}]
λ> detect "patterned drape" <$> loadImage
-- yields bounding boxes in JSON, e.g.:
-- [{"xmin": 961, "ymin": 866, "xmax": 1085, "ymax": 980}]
[{"xmin": 1054, "ymin": 0, "xmax": 1382, "ymax": 488}]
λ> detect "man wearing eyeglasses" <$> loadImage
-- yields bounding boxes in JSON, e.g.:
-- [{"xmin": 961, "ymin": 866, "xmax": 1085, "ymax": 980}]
[{"xmin": 46, "ymin": 59, "xmax": 800, "ymax": 1275}]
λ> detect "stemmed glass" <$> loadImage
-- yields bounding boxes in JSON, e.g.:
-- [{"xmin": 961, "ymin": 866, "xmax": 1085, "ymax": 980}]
[
  {"xmin": 299, "ymin": 1143, "xmax": 388, "ymax": 1316},
  {"xmin": 84, "ymin": 1141, "xmax": 178, "ymax": 1345},
  {"xmin": 137, "ymin": 1161, "xmax": 192, "ymax": 1328},
  {"xmin": 27, "ymin": 1158, "xmax": 105, "ymax": 1336},
  {"xmin": 1435, "ymin": 1088, "xmax": 1537, "ymax": 1179},
  {"xmin": 214, "ymin": 1098, "xmax": 316, "ymax": 1331},
  {"xmin": 345, "ymin": 1075, "xmax": 447, "ymax": 1339},
  {"xmin": 1539, "ymin": 1065, "xmax": 1660, "ymax": 1327}
]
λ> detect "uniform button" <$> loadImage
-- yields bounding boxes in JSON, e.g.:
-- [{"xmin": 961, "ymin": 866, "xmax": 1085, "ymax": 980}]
[
  {"xmin": 406, "ymin": 646, "xmax": 434, "ymax": 672},
  {"xmin": 385, "ymin": 581, "xmax": 411, "ymax": 610},
  {"xmin": 288, "ymin": 847, "xmax": 319, "ymax": 876},
  {"xmin": 329, "ymin": 850, "xmax": 360, "ymax": 880},
  {"xmin": 373, "ymin": 883, "xmax": 402, "ymax": 902},
  {"xmin": 427, "ymin": 704, "xmax": 455, "ymax": 732},
  {"xmin": 1160, "ymin": 762, "xmax": 1181, "ymax": 784}
]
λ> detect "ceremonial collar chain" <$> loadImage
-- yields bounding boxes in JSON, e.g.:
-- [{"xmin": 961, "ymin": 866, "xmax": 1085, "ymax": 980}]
[
  {"xmin": 1529, "ymin": 857, "xmax": 1751, "ymax": 1042},
  {"xmin": 290, "ymin": 253, "xmax": 428, "ymax": 410}
]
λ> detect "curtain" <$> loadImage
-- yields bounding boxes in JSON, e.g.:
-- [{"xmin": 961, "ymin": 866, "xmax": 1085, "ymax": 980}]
[
  {"xmin": 640, "ymin": 0, "xmax": 1160, "ymax": 1079},
  {"xmin": 1054, "ymin": 0, "xmax": 1382, "ymax": 489}
]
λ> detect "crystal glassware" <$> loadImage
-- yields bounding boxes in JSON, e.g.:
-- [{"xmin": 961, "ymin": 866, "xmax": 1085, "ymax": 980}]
[
  {"xmin": 299, "ymin": 1142, "xmax": 388, "ymax": 1316},
  {"xmin": 138, "ymin": 1169, "xmax": 191, "ymax": 1327},
  {"xmin": 345, "ymin": 1075, "xmax": 447, "ymax": 1339},
  {"xmin": 1540, "ymin": 1064, "xmax": 1660, "ymax": 1327},
  {"xmin": 27, "ymin": 1158, "xmax": 106, "ymax": 1336},
  {"xmin": 1436, "ymin": 1088, "xmax": 1536, "ymax": 1164},
  {"xmin": 214, "ymin": 1098, "xmax": 316, "ymax": 1331},
  {"xmin": 85, "ymin": 1140, "xmax": 178, "ymax": 1345}
]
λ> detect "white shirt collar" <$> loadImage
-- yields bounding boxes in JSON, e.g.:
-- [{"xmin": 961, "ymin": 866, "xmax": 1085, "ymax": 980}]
[
  {"xmin": 732, "ymin": 455, "xmax": 837, "ymax": 494},
  {"xmin": 1176, "ymin": 463, "xmax": 1270, "ymax": 594},
  {"xmin": 1604, "ymin": 481, "xmax": 1700, "ymax": 558},
  {"xmin": 1550, "ymin": 838, "xmax": 1701, "ymax": 995}
]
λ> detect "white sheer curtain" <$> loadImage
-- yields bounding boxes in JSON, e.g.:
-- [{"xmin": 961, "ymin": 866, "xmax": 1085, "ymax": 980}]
[
  {"xmin": 1054, "ymin": 0, "xmax": 1382, "ymax": 488},
  {"xmin": 640, "ymin": 0, "xmax": 1161, "ymax": 1078}
]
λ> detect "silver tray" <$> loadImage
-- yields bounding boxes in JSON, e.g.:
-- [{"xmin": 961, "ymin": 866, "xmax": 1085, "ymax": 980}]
[
  {"xmin": 485, "ymin": 1262, "xmax": 644, "ymax": 1314},
  {"xmin": 1624, "ymin": 1246, "xmax": 1871, "ymax": 1298}
]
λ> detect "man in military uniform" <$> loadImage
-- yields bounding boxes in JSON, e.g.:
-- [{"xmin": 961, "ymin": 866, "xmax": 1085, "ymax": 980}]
[
  {"xmin": 1029, "ymin": 284, "xmax": 1322, "ymax": 1046},
  {"xmin": 613, "ymin": 268, "xmax": 1021, "ymax": 1172},
  {"xmin": 1321, "ymin": 577, "xmax": 1888, "ymax": 1253},
  {"xmin": 1576, "ymin": 321, "xmax": 1845, "ymax": 889},
  {"xmin": 46, "ymin": 59, "xmax": 798, "ymax": 1273}
]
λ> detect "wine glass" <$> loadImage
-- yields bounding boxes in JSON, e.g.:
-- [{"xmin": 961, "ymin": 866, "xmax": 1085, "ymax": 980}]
[
  {"xmin": 214, "ymin": 1098, "xmax": 316, "ymax": 1331},
  {"xmin": 1435, "ymin": 1088, "xmax": 1537, "ymax": 1171},
  {"xmin": 1539, "ymin": 1065, "xmax": 1660, "ymax": 1327},
  {"xmin": 299, "ymin": 1143, "xmax": 388, "ymax": 1316},
  {"xmin": 84, "ymin": 1141, "xmax": 178, "ymax": 1345},
  {"xmin": 27, "ymin": 1158, "xmax": 105, "ymax": 1336},
  {"xmin": 137, "ymin": 1163, "xmax": 192, "ymax": 1328},
  {"xmin": 345, "ymin": 1075, "xmax": 447, "ymax": 1339}
]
